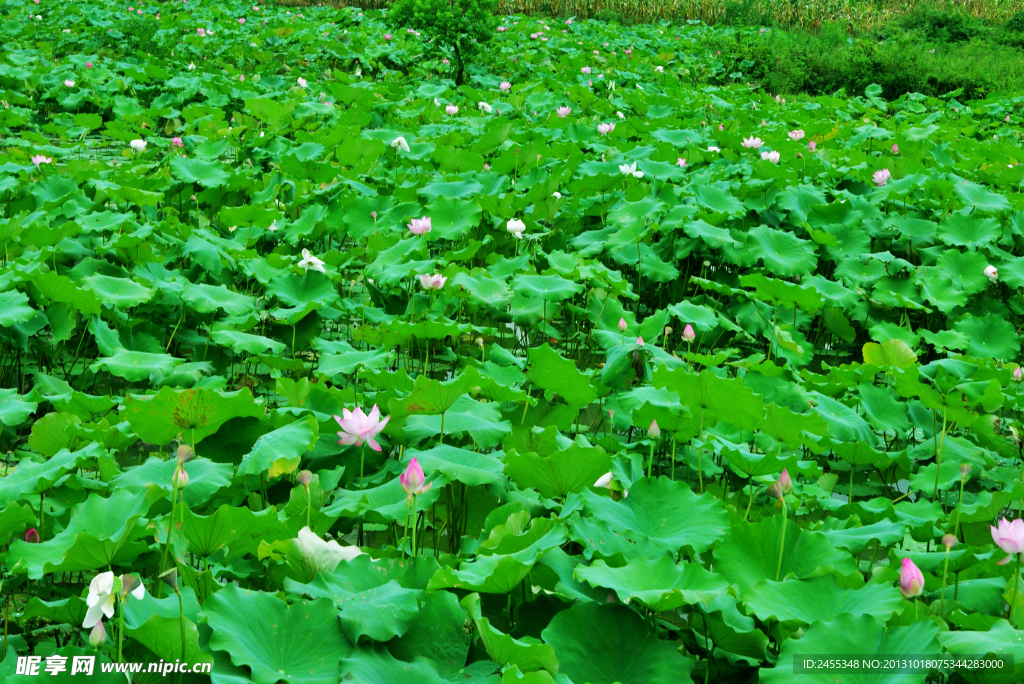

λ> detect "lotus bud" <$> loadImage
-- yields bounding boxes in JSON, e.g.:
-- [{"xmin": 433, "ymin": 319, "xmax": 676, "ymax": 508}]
[
  {"xmin": 942, "ymin": 534, "xmax": 959, "ymax": 551},
  {"xmin": 176, "ymin": 444, "xmax": 194, "ymax": 464},
  {"xmin": 664, "ymin": 326, "xmax": 673, "ymax": 337},
  {"xmin": 24, "ymin": 528, "xmax": 39, "ymax": 543},
  {"xmin": 1014, "ymin": 366, "xmax": 1022, "ymax": 382},
  {"xmin": 899, "ymin": 557, "xmax": 924, "ymax": 598},
  {"xmin": 778, "ymin": 468, "xmax": 792, "ymax": 494},
  {"xmin": 636, "ymin": 336, "xmax": 644, "ymax": 347},
  {"xmin": 370, "ymin": 211, "xmax": 377, "ymax": 219},
  {"xmin": 683, "ymin": 324, "xmax": 696, "ymax": 342},
  {"xmin": 892, "ymin": 143, "xmax": 899, "ymax": 154},
  {"xmin": 475, "ymin": 337, "xmax": 484, "ymax": 348},
  {"xmin": 618, "ymin": 317, "xmax": 627, "ymax": 332},
  {"xmin": 172, "ymin": 465, "xmax": 189, "ymax": 489},
  {"xmin": 607, "ymin": 409, "xmax": 614, "ymax": 423},
  {"xmin": 159, "ymin": 567, "xmax": 179, "ymax": 591},
  {"xmin": 648, "ymin": 420, "xmax": 660, "ymax": 439},
  {"xmin": 89, "ymin": 620, "xmax": 107, "ymax": 648},
  {"xmin": 959, "ymin": 463, "xmax": 972, "ymax": 480},
  {"xmin": 297, "ymin": 470, "xmax": 312, "ymax": 487},
  {"xmin": 400, "ymin": 457, "xmax": 431, "ymax": 497}
]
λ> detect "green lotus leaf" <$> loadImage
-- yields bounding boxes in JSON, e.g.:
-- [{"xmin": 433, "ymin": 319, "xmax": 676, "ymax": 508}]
[
  {"xmin": 463, "ymin": 593, "xmax": 558, "ymax": 674},
  {"xmin": 405, "ymin": 444, "xmax": 505, "ymax": 486},
  {"xmin": 743, "ymin": 575, "xmax": 903, "ymax": 625},
  {"xmin": 542, "ymin": 602, "xmax": 695, "ymax": 684},
  {"xmin": 90, "ymin": 349, "xmax": 181, "ymax": 382},
  {"xmin": 581, "ymin": 477, "xmax": 729, "ymax": 555},
  {"xmin": 122, "ymin": 386, "xmax": 264, "ymax": 445},
  {"xmin": 759, "ymin": 613, "xmax": 940, "ymax": 683},
  {"xmin": 388, "ymin": 590, "xmax": 472, "ymax": 678},
  {"xmin": 202, "ymin": 584, "xmax": 354, "ymax": 684},
  {"xmin": 712, "ymin": 515, "xmax": 859, "ymax": 593},
  {"xmin": 504, "ymin": 436, "xmax": 610, "ymax": 499},
  {"xmin": 938, "ymin": 620, "xmax": 1024, "ymax": 684},
  {"xmin": 526, "ymin": 343, "xmax": 596, "ymax": 407},
  {"xmin": 574, "ymin": 554, "xmax": 731, "ymax": 611},
  {"xmin": 237, "ymin": 414, "xmax": 318, "ymax": 477},
  {"xmin": 339, "ymin": 647, "xmax": 450, "ymax": 684}
]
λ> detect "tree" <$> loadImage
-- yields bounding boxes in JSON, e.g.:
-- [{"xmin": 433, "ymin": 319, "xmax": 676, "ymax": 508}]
[{"xmin": 386, "ymin": 0, "xmax": 498, "ymax": 86}]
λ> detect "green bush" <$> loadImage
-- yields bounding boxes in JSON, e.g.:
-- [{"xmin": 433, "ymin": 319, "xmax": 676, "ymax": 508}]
[{"xmin": 386, "ymin": 0, "xmax": 498, "ymax": 85}]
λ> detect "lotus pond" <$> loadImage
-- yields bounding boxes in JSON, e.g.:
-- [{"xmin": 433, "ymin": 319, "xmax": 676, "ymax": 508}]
[{"xmin": 2, "ymin": 2, "xmax": 1024, "ymax": 683}]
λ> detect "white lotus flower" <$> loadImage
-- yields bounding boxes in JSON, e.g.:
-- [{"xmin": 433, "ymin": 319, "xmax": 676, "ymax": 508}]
[
  {"xmin": 298, "ymin": 248, "xmax": 326, "ymax": 273},
  {"xmin": 507, "ymin": 218, "xmax": 526, "ymax": 239},
  {"xmin": 618, "ymin": 161, "xmax": 643, "ymax": 179},
  {"xmin": 63, "ymin": 79, "xmax": 75, "ymax": 88},
  {"xmin": 760, "ymin": 150, "xmax": 780, "ymax": 164},
  {"xmin": 985, "ymin": 265, "xmax": 998, "ymax": 283},
  {"xmin": 295, "ymin": 526, "xmax": 362, "ymax": 578},
  {"xmin": 478, "ymin": 101, "xmax": 492, "ymax": 113},
  {"xmin": 593, "ymin": 472, "xmax": 628, "ymax": 498},
  {"xmin": 129, "ymin": 139, "xmax": 146, "ymax": 151},
  {"xmin": 83, "ymin": 572, "xmax": 144, "ymax": 629},
  {"xmin": 297, "ymin": 77, "xmax": 307, "ymax": 88},
  {"xmin": 390, "ymin": 136, "xmax": 410, "ymax": 152}
]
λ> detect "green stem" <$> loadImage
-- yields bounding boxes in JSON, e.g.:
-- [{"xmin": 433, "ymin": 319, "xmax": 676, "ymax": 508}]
[
  {"xmin": 775, "ymin": 501, "xmax": 787, "ymax": 582},
  {"xmin": 933, "ymin": 407, "xmax": 947, "ymax": 500},
  {"xmin": 697, "ymin": 410, "xmax": 705, "ymax": 493},
  {"xmin": 117, "ymin": 595, "xmax": 124, "ymax": 664},
  {"xmin": 176, "ymin": 589, "xmax": 186, "ymax": 666},
  {"xmin": 647, "ymin": 441, "xmax": 655, "ymax": 479},
  {"xmin": 411, "ymin": 495, "xmax": 418, "ymax": 557},
  {"xmin": 744, "ymin": 477, "xmax": 754, "ymax": 521},
  {"xmin": 158, "ymin": 486, "xmax": 179, "ymax": 597},
  {"xmin": 403, "ymin": 501, "xmax": 411, "ymax": 560},
  {"xmin": 940, "ymin": 547, "xmax": 951, "ymax": 615},
  {"xmin": 1010, "ymin": 555, "xmax": 1021, "ymax": 622},
  {"xmin": 670, "ymin": 436, "xmax": 677, "ymax": 481}
]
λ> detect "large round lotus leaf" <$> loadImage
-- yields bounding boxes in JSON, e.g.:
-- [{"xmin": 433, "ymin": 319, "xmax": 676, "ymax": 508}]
[
  {"xmin": 574, "ymin": 554, "xmax": 731, "ymax": 611},
  {"xmin": 202, "ymin": 584, "xmax": 354, "ymax": 684},
  {"xmin": 581, "ymin": 477, "xmax": 729, "ymax": 555},
  {"xmin": 402, "ymin": 444, "xmax": 503, "ymax": 486},
  {"xmin": 340, "ymin": 647, "xmax": 450, "ymax": 684},
  {"xmin": 109, "ymin": 455, "xmax": 232, "ymax": 507},
  {"xmin": 122, "ymin": 386, "xmax": 264, "ymax": 445},
  {"xmin": 652, "ymin": 367, "xmax": 765, "ymax": 432},
  {"xmin": 0, "ymin": 290, "xmax": 35, "ymax": 327},
  {"xmin": 712, "ymin": 515, "xmax": 858, "ymax": 593},
  {"xmin": 954, "ymin": 314, "xmax": 1020, "ymax": 361},
  {"xmin": 525, "ymin": 343, "xmax": 597, "ymax": 408},
  {"xmin": 292, "ymin": 574, "xmax": 423, "ymax": 643},
  {"xmin": 89, "ymin": 349, "xmax": 181, "ymax": 382},
  {"xmin": 938, "ymin": 620, "xmax": 1024, "ymax": 684},
  {"xmin": 81, "ymin": 275, "xmax": 154, "ymax": 308},
  {"xmin": 462, "ymin": 593, "xmax": 558, "ymax": 674},
  {"xmin": 388, "ymin": 590, "xmax": 472, "ymax": 678},
  {"xmin": 742, "ymin": 576, "xmax": 903, "ymax": 625},
  {"xmin": 504, "ymin": 437, "xmax": 611, "ymax": 499},
  {"xmin": 759, "ymin": 613, "xmax": 940, "ymax": 683},
  {"xmin": 542, "ymin": 602, "xmax": 695, "ymax": 684}
]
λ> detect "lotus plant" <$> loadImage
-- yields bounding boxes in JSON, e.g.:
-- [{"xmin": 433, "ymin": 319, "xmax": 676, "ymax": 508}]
[
  {"xmin": 418, "ymin": 273, "xmax": 447, "ymax": 290},
  {"xmin": 761, "ymin": 150, "xmax": 780, "ymax": 164},
  {"xmin": 298, "ymin": 248, "xmax": 326, "ymax": 274},
  {"xmin": 597, "ymin": 122, "xmax": 614, "ymax": 135},
  {"xmin": 742, "ymin": 136, "xmax": 763, "ymax": 148},
  {"xmin": 618, "ymin": 161, "xmax": 643, "ymax": 179},
  {"xmin": 335, "ymin": 405, "xmax": 390, "ymax": 504},
  {"xmin": 507, "ymin": 218, "xmax": 526, "ymax": 239},
  {"xmin": 873, "ymin": 168, "xmax": 891, "ymax": 187},
  {"xmin": 985, "ymin": 265, "xmax": 998, "ymax": 283},
  {"xmin": 400, "ymin": 458, "xmax": 432, "ymax": 556},
  {"xmin": 556, "ymin": 106, "xmax": 571, "ymax": 118},
  {"xmin": 84, "ymin": 572, "xmax": 146, "ymax": 662},
  {"xmin": 899, "ymin": 558, "xmax": 925, "ymax": 617},
  {"xmin": 391, "ymin": 135, "xmax": 411, "ymax": 152}
]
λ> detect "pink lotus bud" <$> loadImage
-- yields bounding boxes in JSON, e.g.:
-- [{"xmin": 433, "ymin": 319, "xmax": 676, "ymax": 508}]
[
  {"xmin": 778, "ymin": 468, "xmax": 792, "ymax": 494},
  {"xmin": 648, "ymin": 420, "xmax": 660, "ymax": 438},
  {"xmin": 172, "ymin": 465, "xmax": 189, "ymax": 489},
  {"xmin": 484, "ymin": 163, "xmax": 490, "ymax": 170},
  {"xmin": 808, "ymin": 140, "xmax": 816, "ymax": 151},
  {"xmin": 89, "ymin": 620, "xmax": 107, "ymax": 648},
  {"xmin": 24, "ymin": 528, "xmax": 39, "ymax": 543},
  {"xmin": 618, "ymin": 317, "xmax": 627, "ymax": 332},
  {"xmin": 400, "ymin": 457, "xmax": 431, "ymax": 496},
  {"xmin": 370, "ymin": 211, "xmax": 377, "ymax": 219},
  {"xmin": 1015, "ymin": 366, "xmax": 1022, "ymax": 382},
  {"xmin": 636, "ymin": 336, "xmax": 644, "ymax": 347},
  {"xmin": 682, "ymin": 324, "xmax": 695, "ymax": 342},
  {"xmin": 384, "ymin": 33, "xmax": 391, "ymax": 40},
  {"xmin": 899, "ymin": 558, "xmax": 924, "ymax": 598},
  {"xmin": 86, "ymin": 61, "xmax": 93, "ymax": 69},
  {"xmin": 942, "ymin": 534, "xmax": 959, "ymax": 551}
]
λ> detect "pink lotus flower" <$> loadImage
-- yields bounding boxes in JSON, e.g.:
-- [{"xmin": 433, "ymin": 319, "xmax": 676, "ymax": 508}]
[
  {"xmin": 418, "ymin": 273, "xmax": 447, "ymax": 290},
  {"xmin": 86, "ymin": 61, "xmax": 93, "ymax": 68},
  {"xmin": 788, "ymin": 129, "xmax": 805, "ymax": 140},
  {"xmin": 581, "ymin": 66, "xmax": 591, "ymax": 74},
  {"xmin": 556, "ymin": 106, "xmax": 571, "ymax": 118},
  {"xmin": 445, "ymin": 104, "xmax": 458, "ymax": 116},
  {"xmin": 761, "ymin": 150, "xmax": 780, "ymax": 164},
  {"xmin": 597, "ymin": 123, "xmax": 615, "ymax": 135},
  {"xmin": 31, "ymin": 155, "xmax": 51, "ymax": 167},
  {"xmin": 24, "ymin": 528, "xmax": 39, "ymax": 543},
  {"xmin": 899, "ymin": 558, "xmax": 924, "ymax": 598},
  {"xmin": 808, "ymin": 140, "xmax": 816, "ymax": 152},
  {"xmin": 991, "ymin": 517, "xmax": 1024, "ymax": 563},
  {"xmin": 171, "ymin": 137, "xmax": 183, "ymax": 148},
  {"xmin": 196, "ymin": 28, "xmax": 205, "ymax": 36},
  {"xmin": 408, "ymin": 217, "xmax": 431, "ymax": 235},
  {"xmin": 297, "ymin": 77, "xmax": 307, "ymax": 88},
  {"xmin": 384, "ymin": 33, "xmax": 391, "ymax": 40},
  {"xmin": 682, "ymin": 324, "xmax": 695, "ymax": 342},
  {"xmin": 677, "ymin": 157, "xmax": 686, "ymax": 167},
  {"xmin": 1015, "ymin": 367, "xmax": 1022, "ymax": 382},
  {"xmin": 334, "ymin": 405, "xmax": 390, "ymax": 452},
  {"xmin": 400, "ymin": 457, "xmax": 431, "ymax": 497},
  {"xmin": 499, "ymin": 81, "xmax": 511, "ymax": 92},
  {"xmin": 238, "ymin": 74, "xmax": 245, "ymax": 81},
  {"xmin": 618, "ymin": 317, "xmax": 627, "ymax": 332},
  {"xmin": 742, "ymin": 136, "xmax": 763, "ymax": 149},
  {"xmin": 892, "ymin": 143, "xmax": 898, "ymax": 154},
  {"xmin": 238, "ymin": 17, "xmax": 245, "ymax": 24},
  {"xmin": 873, "ymin": 169, "xmax": 891, "ymax": 187}
]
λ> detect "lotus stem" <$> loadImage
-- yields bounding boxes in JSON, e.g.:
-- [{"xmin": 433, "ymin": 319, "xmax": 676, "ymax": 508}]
[
  {"xmin": 775, "ymin": 500, "xmax": 787, "ymax": 582},
  {"xmin": 1010, "ymin": 554, "xmax": 1021, "ymax": 621},
  {"xmin": 176, "ymin": 587, "xmax": 186, "ymax": 668},
  {"xmin": 940, "ymin": 548, "xmax": 951, "ymax": 614},
  {"xmin": 117, "ymin": 595, "xmax": 124, "ymax": 664},
  {"xmin": 647, "ymin": 440, "xmax": 655, "ymax": 479},
  {"xmin": 411, "ymin": 494, "xmax": 419, "ymax": 557},
  {"xmin": 932, "ymin": 407, "xmax": 947, "ymax": 500}
]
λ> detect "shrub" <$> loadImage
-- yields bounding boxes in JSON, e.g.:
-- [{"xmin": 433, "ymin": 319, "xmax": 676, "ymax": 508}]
[{"xmin": 386, "ymin": 0, "xmax": 498, "ymax": 85}]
